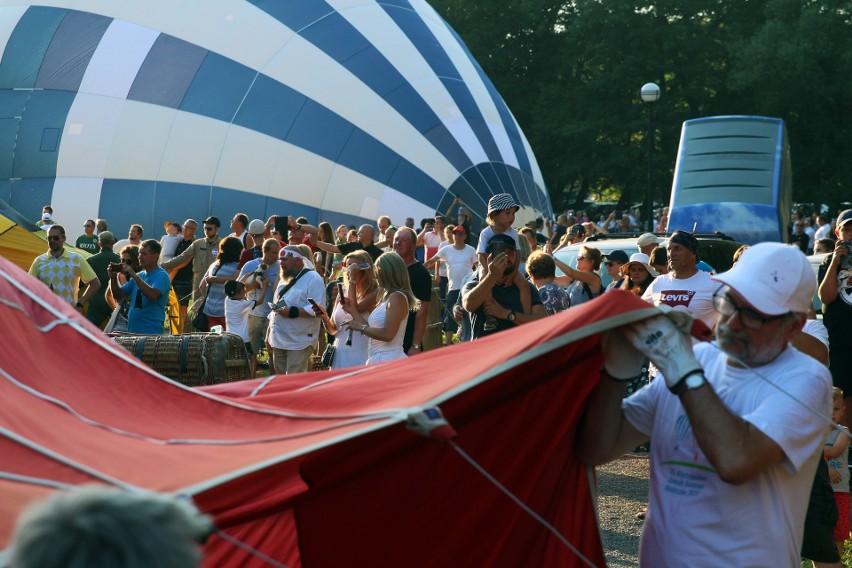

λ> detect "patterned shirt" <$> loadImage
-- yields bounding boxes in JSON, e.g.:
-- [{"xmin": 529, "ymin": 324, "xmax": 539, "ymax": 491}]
[
  {"xmin": 29, "ymin": 249, "xmax": 97, "ymax": 305},
  {"xmin": 538, "ymin": 281, "xmax": 571, "ymax": 314}
]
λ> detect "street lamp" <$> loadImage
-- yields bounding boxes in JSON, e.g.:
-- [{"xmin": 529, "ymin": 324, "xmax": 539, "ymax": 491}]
[{"xmin": 641, "ymin": 82, "xmax": 661, "ymax": 233}]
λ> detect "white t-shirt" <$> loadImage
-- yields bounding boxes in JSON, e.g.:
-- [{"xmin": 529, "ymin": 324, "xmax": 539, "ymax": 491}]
[
  {"xmin": 159, "ymin": 234, "xmax": 182, "ymax": 262},
  {"xmin": 432, "ymin": 244, "xmax": 477, "ymax": 290},
  {"xmin": 623, "ymin": 343, "xmax": 831, "ymax": 567},
  {"xmin": 267, "ymin": 270, "xmax": 327, "ymax": 350},
  {"xmin": 642, "ymin": 270, "xmax": 719, "ymax": 330},
  {"xmin": 814, "ymin": 223, "xmax": 832, "ymax": 242},
  {"xmin": 802, "ymin": 319, "xmax": 829, "ymax": 348},
  {"xmin": 225, "ymin": 297, "xmax": 254, "ymax": 342},
  {"xmin": 476, "ymin": 226, "xmax": 520, "ymax": 254}
]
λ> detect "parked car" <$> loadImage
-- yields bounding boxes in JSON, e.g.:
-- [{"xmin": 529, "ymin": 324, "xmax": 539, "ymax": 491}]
[{"xmin": 552, "ymin": 234, "xmax": 744, "ymax": 289}]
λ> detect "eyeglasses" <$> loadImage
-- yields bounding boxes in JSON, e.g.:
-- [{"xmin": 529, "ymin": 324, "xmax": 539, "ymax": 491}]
[
  {"xmin": 203, "ymin": 226, "xmax": 215, "ymax": 232},
  {"xmin": 47, "ymin": 235, "xmax": 63, "ymax": 241},
  {"xmin": 83, "ymin": 224, "xmax": 93, "ymax": 228},
  {"xmin": 712, "ymin": 291, "xmax": 788, "ymax": 330},
  {"xmin": 120, "ymin": 259, "xmax": 132, "ymax": 264}
]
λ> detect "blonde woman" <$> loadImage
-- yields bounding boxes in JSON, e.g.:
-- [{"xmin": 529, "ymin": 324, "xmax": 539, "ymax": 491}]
[
  {"xmin": 344, "ymin": 252, "xmax": 416, "ymax": 363},
  {"xmin": 311, "ymin": 251, "xmax": 378, "ymax": 368}
]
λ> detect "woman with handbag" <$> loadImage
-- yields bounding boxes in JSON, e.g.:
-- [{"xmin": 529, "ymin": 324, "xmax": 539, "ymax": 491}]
[
  {"xmin": 344, "ymin": 252, "xmax": 416, "ymax": 364},
  {"xmin": 310, "ymin": 251, "xmax": 378, "ymax": 369},
  {"xmin": 198, "ymin": 237, "xmax": 242, "ymax": 330}
]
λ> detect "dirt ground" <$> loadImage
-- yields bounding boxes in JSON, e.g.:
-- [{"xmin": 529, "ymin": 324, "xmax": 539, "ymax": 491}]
[{"xmin": 595, "ymin": 453, "xmax": 649, "ymax": 567}]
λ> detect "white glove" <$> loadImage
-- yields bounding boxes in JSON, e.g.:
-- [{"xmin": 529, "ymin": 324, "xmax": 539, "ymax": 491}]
[
  {"xmin": 623, "ymin": 315, "xmax": 702, "ymax": 390},
  {"xmin": 601, "ymin": 329, "xmax": 645, "ymax": 380}
]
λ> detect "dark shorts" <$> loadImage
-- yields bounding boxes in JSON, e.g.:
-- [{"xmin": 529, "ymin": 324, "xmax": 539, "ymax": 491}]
[
  {"xmin": 442, "ymin": 289, "xmax": 460, "ymax": 332},
  {"xmin": 243, "ymin": 341, "xmax": 254, "ymax": 356},
  {"xmin": 802, "ymin": 486, "xmax": 840, "ymax": 562},
  {"xmin": 173, "ymin": 281, "xmax": 193, "ymax": 306}
]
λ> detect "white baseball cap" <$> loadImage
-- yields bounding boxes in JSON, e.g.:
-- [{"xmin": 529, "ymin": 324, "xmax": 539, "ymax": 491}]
[
  {"xmin": 711, "ymin": 242, "xmax": 814, "ymax": 315},
  {"xmin": 248, "ymin": 218, "xmax": 266, "ymax": 235}
]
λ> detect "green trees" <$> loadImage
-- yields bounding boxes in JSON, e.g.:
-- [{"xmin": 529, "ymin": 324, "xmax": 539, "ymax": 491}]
[{"xmin": 432, "ymin": 0, "xmax": 852, "ymax": 212}]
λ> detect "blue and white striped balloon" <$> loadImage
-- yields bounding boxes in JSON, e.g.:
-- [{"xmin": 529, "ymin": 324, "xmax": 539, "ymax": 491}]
[{"xmin": 0, "ymin": 1, "xmax": 550, "ymax": 238}]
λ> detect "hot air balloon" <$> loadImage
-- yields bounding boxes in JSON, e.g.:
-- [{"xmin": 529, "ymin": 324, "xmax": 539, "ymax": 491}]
[{"xmin": 0, "ymin": 1, "xmax": 550, "ymax": 243}]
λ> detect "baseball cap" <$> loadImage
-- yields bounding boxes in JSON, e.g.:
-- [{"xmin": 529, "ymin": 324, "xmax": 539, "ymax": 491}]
[
  {"xmin": 41, "ymin": 213, "xmax": 52, "ymax": 221},
  {"xmin": 451, "ymin": 225, "xmax": 466, "ymax": 236},
  {"xmin": 569, "ymin": 224, "xmax": 586, "ymax": 236},
  {"xmin": 636, "ymin": 233, "xmax": 662, "ymax": 248},
  {"xmin": 248, "ymin": 218, "xmax": 266, "ymax": 235},
  {"xmin": 487, "ymin": 193, "xmax": 520, "ymax": 215},
  {"xmin": 711, "ymin": 242, "xmax": 814, "ymax": 315},
  {"xmin": 488, "ymin": 233, "xmax": 517, "ymax": 251},
  {"xmin": 837, "ymin": 209, "xmax": 852, "ymax": 228},
  {"xmin": 602, "ymin": 249, "xmax": 629, "ymax": 264}
]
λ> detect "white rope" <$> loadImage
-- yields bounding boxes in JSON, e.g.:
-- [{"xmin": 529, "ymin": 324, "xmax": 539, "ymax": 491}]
[
  {"xmin": 213, "ymin": 530, "xmax": 289, "ymax": 568},
  {"xmin": 448, "ymin": 440, "xmax": 599, "ymax": 568}
]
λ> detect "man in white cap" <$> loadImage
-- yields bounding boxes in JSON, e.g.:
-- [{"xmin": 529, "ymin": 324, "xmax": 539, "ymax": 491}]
[
  {"xmin": 636, "ymin": 232, "xmax": 662, "ymax": 256},
  {"xmin": 266, "ymin": 245, "xmax": 326, "ymax": 374},
  {"xmin": 818, "ymin": 208, "xmax": 852, "ymax": 425},
  {"xmin": 237, "ymin": 219, "xmax": 268, "ymax": 268},
  {"xmin": 577, "ymin": 242, "xmax": 831, "ymax": 567}
]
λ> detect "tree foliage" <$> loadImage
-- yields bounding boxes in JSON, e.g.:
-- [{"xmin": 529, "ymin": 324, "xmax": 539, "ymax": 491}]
[{"xmin": 431, "ymin": 0, "xmax": 852, "ymax": 213}]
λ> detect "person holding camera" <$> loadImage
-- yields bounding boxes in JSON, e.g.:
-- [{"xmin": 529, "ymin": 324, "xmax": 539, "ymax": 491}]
[
  {"xmin": 107, "ymin": 239, "xmax": 171, "ymax": 334},
  {"xmin": 818, "ymin": 208, "xmax": 852, "ymax": 426},
  {"xmin": 461, "ymin": 234, "xmax": 546, "ymax": 339},
  {"xmin": 238, "ymin": 238, "xmax": 281, "ymax": 376}
]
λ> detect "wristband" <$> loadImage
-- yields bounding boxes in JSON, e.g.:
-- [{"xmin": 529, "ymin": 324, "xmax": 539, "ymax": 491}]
[{"xmin": 288, "ymin": 306, "xmax": 299, "ymax": 318}]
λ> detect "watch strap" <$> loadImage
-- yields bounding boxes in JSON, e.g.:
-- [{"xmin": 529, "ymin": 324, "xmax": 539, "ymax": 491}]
[{"xmin": 670, "ymin": 370, "xmax": 707, "ymax": 395}]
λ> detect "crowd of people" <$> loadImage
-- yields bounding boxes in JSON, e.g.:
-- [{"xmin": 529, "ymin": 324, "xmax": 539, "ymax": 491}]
[{"xmin": 19, "ymin": 196, "xmax": 852, "ymax": 564}]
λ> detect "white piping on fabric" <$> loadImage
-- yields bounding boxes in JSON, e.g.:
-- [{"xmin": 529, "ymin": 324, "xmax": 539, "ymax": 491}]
[
  {"xmin": 449, "ymin": 441, "xmax": 599, "ymax": 568},
  {"xmin": 0, "ymin": 267, "xmax": 411, "ymax": 420},
  {"xmin": 0, "ymin": 426, "xmax": 139, "ymax": 491}
]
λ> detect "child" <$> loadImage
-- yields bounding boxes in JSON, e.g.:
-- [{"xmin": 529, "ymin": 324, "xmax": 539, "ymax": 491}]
[
  {"xmin": 824, "ymin": 386, "xmax": 851, "ymax": 559},
  {"xmin": 225, "ymin": 279, "xmax": 267, "ymax": 364},
  {"xmin": 476, "ymin": 193, "xmax": 531, "ymax": 322},
  {"xmin": 159, "ymin": 221, "xmax": 182, "ymax": 263}
]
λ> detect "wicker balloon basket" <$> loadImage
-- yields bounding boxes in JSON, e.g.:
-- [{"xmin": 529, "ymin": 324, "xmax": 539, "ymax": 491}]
[{"xmin": 109, "ymin": 332, "xmax": 251, "ymax": 387}]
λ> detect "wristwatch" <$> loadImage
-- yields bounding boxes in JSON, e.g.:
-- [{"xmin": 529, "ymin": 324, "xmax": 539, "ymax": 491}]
[
  {"xmin": 411, "ymin": 344, "xmax": 422, "ymax": 351},
  {"xmin": 506, "ymin": 311, "xmax": 516, "ymax": 322},
  {"xmin": 671, "ymin": 371, "xmax": 707, "ymax": 396}
]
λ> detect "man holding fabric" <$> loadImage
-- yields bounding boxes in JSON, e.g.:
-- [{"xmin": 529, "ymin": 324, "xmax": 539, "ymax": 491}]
[
  {"xmin": 266, "ymin": 245, "xmax": 326, "ymax": 375},
  {"xmin": 577, "ymin": 242, "xmax": 831, "ymax": 566}
]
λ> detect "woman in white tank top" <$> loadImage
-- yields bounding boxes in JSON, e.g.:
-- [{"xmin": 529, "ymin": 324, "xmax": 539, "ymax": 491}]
[{"xmin": 344, "ymin": 252, "xmax": 417, "ymax": 364}]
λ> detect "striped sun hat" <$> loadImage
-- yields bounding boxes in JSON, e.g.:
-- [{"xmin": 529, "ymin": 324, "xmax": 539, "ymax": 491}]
[{"xmin": 487, "ymin": 193, "xmax": 520, "ymax": 215}]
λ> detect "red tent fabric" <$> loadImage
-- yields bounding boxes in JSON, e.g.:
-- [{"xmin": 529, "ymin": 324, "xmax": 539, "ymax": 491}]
[{"xmin": 0, "ymin": 254, "xmax": 659, "ymax": 567}]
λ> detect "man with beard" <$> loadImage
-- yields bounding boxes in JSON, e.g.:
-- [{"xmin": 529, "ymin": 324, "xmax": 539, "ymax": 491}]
[
  {"xmin": 266, "ymin": 245, "xmax": 325, "ymax": 374},
  {"xmin": 461, "ymin": 234, "xmax": 546, "ymax": 339},
  {"xmin": 577, "ymin": 242, "xmax": 831, "ymax": 566}
]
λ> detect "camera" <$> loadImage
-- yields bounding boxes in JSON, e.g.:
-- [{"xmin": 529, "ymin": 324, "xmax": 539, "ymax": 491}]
[{"xmin": 109, "ymin": 262, "xmax": 123, "ymax": 272}]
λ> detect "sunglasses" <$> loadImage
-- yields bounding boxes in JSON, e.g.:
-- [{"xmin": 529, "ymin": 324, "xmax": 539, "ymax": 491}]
[
  {"xmin": 47, "ymin": 235, "xmax": 63, "ymax": 241},
  {"xmin": 712, "ymin": 291, "xmax": 788, "ymax": 330},
  {"xmin": 203, "ymin": 226, "xmax": 215, "ymax": 232},
  {"xmin": 120, "ymin": 259, "xmax": 132, "ymax": 264},
  {"xmin": 604, "ymin": 261, "xmax": 616, "ymax": 267}
]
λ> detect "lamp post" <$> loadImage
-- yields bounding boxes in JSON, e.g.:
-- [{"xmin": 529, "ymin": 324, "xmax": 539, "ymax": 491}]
[{"xmin": 640, "ymin": 82, "xmax": 660, "ymax": 233}]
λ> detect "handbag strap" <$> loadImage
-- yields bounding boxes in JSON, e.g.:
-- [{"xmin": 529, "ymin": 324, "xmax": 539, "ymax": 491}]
[
  {"xmin": 203, "ymin": 265, "xmax": 221, "ymax": 301},
  {"xmin": 273, "ymin": 268, "xmax": 309, "ymax": 305}
]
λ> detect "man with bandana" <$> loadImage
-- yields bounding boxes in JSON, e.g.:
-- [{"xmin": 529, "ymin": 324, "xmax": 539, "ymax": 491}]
[
  {"xmin": 578, "ymin": 242, "xmax": 831, "ymax": 566},
  {"xmin": 642, "ymin": 230, "xmax": 718, "ymax": 330},
  {"xmin": 266, "ymin": 245, "xmax": 326, "ymax": 375},
  {"xmin": 818, "ymin": 209, "xmax": 852, "ymax": 426}
]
